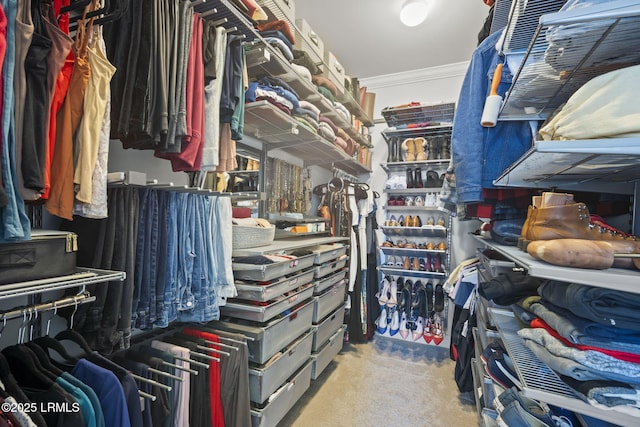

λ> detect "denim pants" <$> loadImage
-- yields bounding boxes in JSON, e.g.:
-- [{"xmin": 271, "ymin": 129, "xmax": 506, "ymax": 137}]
[
  {"xmin": 0, "ymin": 0, "xmax": 31, "ymax": 242},
  {"xmin": 530, "ymin": 301, "xmax": 640, "ymax": 354},
  {"xmin": 539, "ymin": 281, "xmax": 640, "ymax": 332},
  {"xmin": 157, "ymin": 192, "xmax": 184, "ymax": 327},
  {"xmin": 519, "ymin": 328, "xmax": 640, "ymax": 385},
  {"xmin": 211, "ymin": 195, "xmax": 235, "ymax": 301},
  {"xmin": 132, "ymin": 188, "xmax": 159, "ymax": 330}
]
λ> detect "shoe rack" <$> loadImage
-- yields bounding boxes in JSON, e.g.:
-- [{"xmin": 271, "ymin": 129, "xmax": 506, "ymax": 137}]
[{"xmin": 374, "ymin": 102, "xmax": 456, "ymax": 347}]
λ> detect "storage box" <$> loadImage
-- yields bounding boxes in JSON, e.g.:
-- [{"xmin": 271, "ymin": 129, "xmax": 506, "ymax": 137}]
[
  {"xmin": 313, "ymin": 256, "xmax": 347, "ymax": 279},
  {"xmin": 310, "ymin": 326, "xmax": 344, "ymax": 380},
  {"xmin": 310, "ymin": 243, "xmax": 347, "ymax": 265},
  {"xmin": 295, "ymin": 18, "xmax": 324, "ymax": 66},
  {"xmin": 250, "ymin": 360, "xmax": 312, "ymax": 427},
  {"xmin": 312, "ymin": 280, "xmax": 346, "ymax": 323},
  {"xmin": 0, "ymin": 230, "xmax": 78, "ymax": 285},
  {"xmin": 313, "ymin": 269, "xmax": 347, "ymax": 295},
  {"xmin": 213, "ymin": 299, "xmax": 314, "ymax": 364},
  {"xmin": 257, "ymin": 0, "xmax": 295, "ymax": 23},
  {"xmin": 220, "ymin": 283, "xmax": 315, "ymax": 322},
  {"xmin": 233, "ymin": 252, "xmax": 316, "ymax": 281},
  {"xmin": 249, "ymin": 331, "xmax": 313, "ymax": 404},
  {"xmin": 234, "ymin": 269, "xmax": 315, "ymax": 302},
  {"xmin": 323, "ymin": 51, "xmax": 346, "ymax": 96},
  {"xmin": 311, "ymin": 304, "xmax": 345, "ymax": 351}
]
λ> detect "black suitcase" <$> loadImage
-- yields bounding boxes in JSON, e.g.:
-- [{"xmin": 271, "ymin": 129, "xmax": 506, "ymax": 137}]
[{"xmin": 0, "ymin": 230, "xmax": 78, "ymax": 285}]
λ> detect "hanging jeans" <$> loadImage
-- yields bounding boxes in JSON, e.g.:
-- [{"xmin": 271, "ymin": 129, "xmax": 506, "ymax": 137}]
[{"xmin": 1, "ymin": 0, "xmax": 31, "ymax": 242}]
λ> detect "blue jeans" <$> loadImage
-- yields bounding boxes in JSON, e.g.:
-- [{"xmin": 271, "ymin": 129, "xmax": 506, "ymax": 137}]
[
  {"xmin": 0, "ymin": 0, "xmax": 30, "ymax": 242},
  {"xmin": 451, "ymin": 30, "xmax": 533, "ymax": 204},
  {"xmin": 157, "ymin": 192, "xmax": 182, "ymax": 328},
  {"xmin": 132, "ymin": 188, "xmax": 159, "ymax": 330},
  {"xmin": 178, "ymin": 194, "xmax": 219, "ymax": 323},
  {"xmin": 211, "ymin": 195, "xmax": 235, "ymax": 300}
]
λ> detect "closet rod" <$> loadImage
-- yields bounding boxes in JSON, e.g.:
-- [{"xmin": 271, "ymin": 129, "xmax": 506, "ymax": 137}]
[
  {"xmin": 201, "ymin": 339, "xmax": 238, "ymax": 351},
  {"xmin": 216, "ymin": 336, "xmax": 248, "ymax": 345},
  {"xmin": 138, "ymin": 390, "xmax": 157, "ymax": 402},
  {"xmin": 212, "ymin": 18, "xmax": 228, "ymax": 27},
  {"xmin": 0, "ymin": 293, "xmax": 95, "ymax": 323},
  {"xmin": 188, "ymin": 349, "xmax": 220, "ymax": 362},
  {"xmin": 148, "ymin": 367, "xmax": 184, "ymax": 381},
  {"xmin": 173, "ymin": 355, "xmax": 210, "ymax": 369},
  {"xmin": 195, "ymin": 344, "xmax": 230, "ymax": 357},
  {"xmin": 162, "ymin": 360, "xmax": 199, "ymax": 375},
  {"xmin": 200, "ymin": 8, "xmax": 217, "ymax": 18},
  {"xmin": 144, "ymin": 183, "xmax": 232, "ymax": 196},
  {"xmin": 191, "ymin": 0, "xmax": 207, "ymax": 6},
  {"xmin": 204, "ymin": 328, "xmax": 255, "ymax": 341},
  {"xmin": 130, "ymin": 373, "xmax": 172, "ymax": 391}
]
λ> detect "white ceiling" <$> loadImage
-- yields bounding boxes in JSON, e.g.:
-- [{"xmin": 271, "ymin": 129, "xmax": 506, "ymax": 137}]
[{"xmin": 294, "ymin": 0, "xmax": 493, "ymax": 79}]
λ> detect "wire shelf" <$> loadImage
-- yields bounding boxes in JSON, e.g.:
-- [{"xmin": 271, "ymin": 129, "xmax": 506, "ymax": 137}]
[
  {"xmin": 490, "ymin": 309, "xmax": 640, "ymax": 427},
  {"xmin": 380, "ymin": 103, "xmax": 455, "ymax": 128},
  {"xmin": 501, "ymin": 0, "xmax": 640, "ymax": 120},
  {"xmin": 501, "ymin": 0, "xmax": 567, "ymax": 54}
]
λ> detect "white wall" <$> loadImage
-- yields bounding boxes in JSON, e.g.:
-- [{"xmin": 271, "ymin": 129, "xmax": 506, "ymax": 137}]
[{"xmin": 362, "ymin": 63, "xmax": 481, "ymax": 268}]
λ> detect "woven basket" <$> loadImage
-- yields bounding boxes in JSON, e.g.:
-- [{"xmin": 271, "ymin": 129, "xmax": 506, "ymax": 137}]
[{"xmin": 232, "ymin": 225, "xmax": 276, "ymax": 249}]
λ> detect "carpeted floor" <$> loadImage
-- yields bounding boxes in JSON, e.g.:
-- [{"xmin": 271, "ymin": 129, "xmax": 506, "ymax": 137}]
[{"xmin": 278, "ymin": 336, "xmax": 478, "ymax": 427}]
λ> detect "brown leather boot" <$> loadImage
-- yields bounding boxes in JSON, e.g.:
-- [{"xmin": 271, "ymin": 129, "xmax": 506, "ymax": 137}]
[
  {"xmin": 527, "ymin": 202, "xmax": 638, "ymax": 243},
  {"xmin": 520, "ymin": 193, "xmax": 574, "ymax": 250}
]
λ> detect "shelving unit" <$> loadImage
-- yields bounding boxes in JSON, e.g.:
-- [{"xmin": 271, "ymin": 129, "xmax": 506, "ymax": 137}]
[
  {"xmin": 499, "ymin": 0, "xmax": 640, "ymax": 121},
  {"xmin": 215, "ymin": 237, "xmax": 349, "ymax": 427},
  {"xmin": 472, "ymin": 235, "xmax": 640, "ymax": 294},
  {"xmin": 490, "ymin": 308, "xmax": 640, "ymax": 427}
]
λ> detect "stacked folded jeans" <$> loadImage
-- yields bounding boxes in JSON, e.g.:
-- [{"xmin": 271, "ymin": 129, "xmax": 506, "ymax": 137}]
[{"xmin": 494, "ymin": 387, "xmax": 573, "ymax": 427}]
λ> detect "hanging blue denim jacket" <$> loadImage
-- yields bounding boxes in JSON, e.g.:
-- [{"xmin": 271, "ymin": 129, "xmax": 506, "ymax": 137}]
[{"xmin": 452, "ymin": 30, "xmax": 533, "ymax": 204}]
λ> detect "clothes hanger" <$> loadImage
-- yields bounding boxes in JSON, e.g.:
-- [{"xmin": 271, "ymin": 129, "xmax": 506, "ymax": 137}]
[
  {"xmin": 25, "ymin": 341, "xmax": 66, "ymax": 377},
  {"xmin": 55, "ymin": 328, "xmax": 94, "ymax": 356},
  {"xmin": 2, "ymin": 344, "xmax": 55, "ymax": 389}
]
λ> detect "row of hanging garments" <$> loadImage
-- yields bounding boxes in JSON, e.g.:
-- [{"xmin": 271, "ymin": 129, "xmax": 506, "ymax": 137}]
[
  {"xmin": 106, "ymin": 0, "xmax": 246, "ymax": 174},
  {"xmin": 0, "ymin": 314, "xmax": 251, "ymax": 427},
  {"xmin": 59, "ymin": 186, "xmax": 236, "ymax": 353},
  {"xmin": 0, "ymin": 0, "xmax": 123, "ymax": 242},
  {"xmin": 315, "ymin": 176, "xmax": 380, "ymax": 343}
]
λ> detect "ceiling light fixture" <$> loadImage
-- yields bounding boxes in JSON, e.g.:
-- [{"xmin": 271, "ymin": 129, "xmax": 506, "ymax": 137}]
[{"xmin": 400, "ymin": 0, "xmax": 430, "ymax": 27}]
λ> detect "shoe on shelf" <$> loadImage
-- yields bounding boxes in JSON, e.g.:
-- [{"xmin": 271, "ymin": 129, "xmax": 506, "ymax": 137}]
[
  {"xmin": 385, "ymin": 255, "xmax": 396, "ymax": 267},
  {"xmin": 425, "ymin": 192, "xmax": 437, "ymax": 207},
  {"xmin": 434, "ymin": 253, "xmax": 443, "ymax": 273},
  {"xmin": 376, "ymin": 307, "xmax": 388, "ymax": 335},
  {"xmin": 414, "ymin": 137, "xmax": 427, "ymax": 161},
  {"xmin": 432, "ymin": 312, "xmax": 444, "ymax": 345},
  {"xmin": 402, "ymin": 138, "xmax": 416, "ymax": 162},
  {"xmin": 377, "ymin": 276, "xmax": 392, "ymax": 305},
  {"xmin": 412, "ymin": 316, "xmax": 424, "ymax": 341},
  {"xmin": 414, "ymin": 167, "xmax": 424, "ymax": 188},
  {"xmin": 496, "ymin": 400, "xmax": 557, "ymax": 427},
  {"xmin": 426, "ymin": 241, "xmax": 435, "ymax": 250},
  {"xmin": 423, "ymin": 316, "xmax": 433, "ymax": 343},
  {"xmin": 436, "ymin": 216, "xmax": 446, "ymax": 227},
  {"xmin": 494, "ymin": 387, "xmax": 551, "ymax": 422},
  {"xmin": 397, "ymin": 215, "xmax": 405, "ymax": 227},
  {"xmin": 412, "ymin": 257, "xmax": 420, "ymax": 271},
  {"xmin": 387, "ymin": 277, "xmax": 398, "ymax": 307},
  {"xmin": 412, "ymin": 215, "xmax": 422, "ymax": 227},
  {"xmin": 388, "ymin": 215, "xmax": 398, "ymax": 226},
  {"xmin": 426, "ymin": 216, "xmax": 435, "ymax": 226},
  {"xmin": 425, "ymin": 281, "xmax": 434, "ymax": 314},
  {"xmin": 399, "ymin": 311, "xmax": 410, "ymax": 339},
  {"xmin": 406, "ymin": 168, "xmax": 415, "ymax": 188},
  {"xmin": 414, "ymin": 195, "xmax": 424, "ymax": 206},
  {"xmin": 389, "ymin": 307, "xmax": 400, "ymax": 336},
  {"xmin": 396, "ymin": 196, "xmax": 406, "ymax": 206},
  {"xmin": 484, "ymin": 350, "xmax": 522, "ymax": 390},
  {"xmin": 425, "ymin": 170, "xmax": 440, "ymax": 188},
  {"xmin": 419, "ymin": 258, "xmax": 426, "ymax": 271},
  {"xmin": 395, "ymin": 256, "xmax": 404, "ymax": 268},
  {"xmin": 436, "ymin": 241, "xmax": 447, "ymax": 251},
  {"xmin": 434, "ymin": 282, "xmax": 445, "ymax": 312},
  {"xmin": 402, "ymin": 256, "xmax": 411, "ymax": 270}
]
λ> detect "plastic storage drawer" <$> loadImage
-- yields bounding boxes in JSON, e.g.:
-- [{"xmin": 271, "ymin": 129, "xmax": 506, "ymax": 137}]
[
  {"xmin": 311, "ymin": 326, "xmax": 344, "ymax": 380},
  {"xmin": 213, "ymin": 299, "xmax": 314, "ymax": 364},
  {"xmin": 310, "ymin": 243, "xmax": 347, "ymax": 265},
  {"xmin": 313, "ymin": 269, "xmax": 347, "ymax": 295},
  {"xmin": 250, "ymin": 360, "xmax": 312, "ymax": 427},
  {"xmin": 249, "ymin": 331, "xmax": 313, "ymax": 404},
  {"xmin": 233, "ymin": 253, "xmax": 316, "ymax": 282},
  {"xmin": 312, "ymin": 280, "xmax": 346, "ymax": 323},
  {"xmin": 311, "ymin": 304, "xmax": 345, "ymax": 352},
  {"xmin": 313, "ymin": 257, "xmax": 347, "ymax": 279},
  {"xmin": 234, "ymin": 269, "xmax": 315, "ymax": 302},
  {"xmin": 294, "ymin": 18, "xmax": 324, "ymax": 66},
  {"xmin": 220, "ymin": 283, "xmax": 315, "ymax": 322},
  {"xmin": 257, "ymin": 0, "xmax": 295, "ymax": 23}
]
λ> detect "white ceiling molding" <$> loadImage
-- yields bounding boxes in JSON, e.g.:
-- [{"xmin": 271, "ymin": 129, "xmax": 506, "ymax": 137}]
[{"xmin": 361, "ymin": 61, "xmax": 470, "ymax": 91}]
